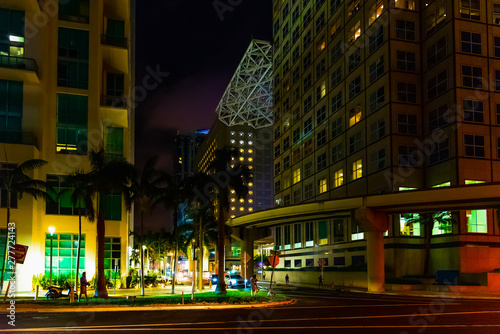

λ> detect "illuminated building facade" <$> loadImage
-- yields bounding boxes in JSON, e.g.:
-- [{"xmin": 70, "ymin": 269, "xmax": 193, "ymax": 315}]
[
  {"xmin": 229, "ymin": 0, "xmax": 500, "ymax": 290},
  {"xmin": 174, "ymin": 129, "xmax": 208, "ymax": 180},
  {"xmin": 0, "ymin": 0, "xmax": 135, "ymax": 291}
]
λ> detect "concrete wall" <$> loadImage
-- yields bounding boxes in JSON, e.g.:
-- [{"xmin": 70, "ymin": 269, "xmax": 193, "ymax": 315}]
[{"xmin": 264, "ymin": 270, "xmax": 367, "ymax": 289}]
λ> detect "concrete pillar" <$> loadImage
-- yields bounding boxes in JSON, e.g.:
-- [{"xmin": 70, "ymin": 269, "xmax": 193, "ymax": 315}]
[
  {"xmin": 355, "ymin": 207, "xmax": 389, "ymax": 292},
  {"xmin": 241, "ymin": 229, "xmax": 255, "ymax": 279},
  {"xmin": 366, "ymin": 230, "xmax": 385, "ymax": 292}
]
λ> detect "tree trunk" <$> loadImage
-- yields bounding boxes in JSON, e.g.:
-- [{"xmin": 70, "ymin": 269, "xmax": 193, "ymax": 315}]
[
  {"xmin": 140, "ymin": 209, "xmax": 145, "ymax": 296},
  {"xmin": 96, "ymin": 213, "xmax": 108, "ymax": 298},
  {"xmin": 216, "ymin": 199, "xmax": 226, "ymax": 294},
  {"xmin": 171, "ymin": 208, "xmax": 178, "ymax": 294},
  {"xmin": 76, "ymin": 210, "xmax": 81, "ymax": 300},
  {"xmin": 0, "ymin": 204, "xmax": 11, "ymax": 292},
  {"xmin": 198, "ymin": 216, "xmax": 203, "ymax": 291}
]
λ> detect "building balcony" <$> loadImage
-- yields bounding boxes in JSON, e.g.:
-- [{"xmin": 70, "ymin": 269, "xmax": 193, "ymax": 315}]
[
  {"xmin": 101, "ymin": 35, "xmax": 127, "ymax": 49},
  {"xmin": 0, "ymin": 131, "xmax": 38, "ymax": 148},
  {"xmin": 0, "ymin": 55, "xmax": 39, "ymax": 83},
  {"xmin": 101, "ymin": 95, "xmax": 127, "ymax": 109},
  {"xmin": 2, "ymin": 0, "xmax": 41, "ymax": 12}
]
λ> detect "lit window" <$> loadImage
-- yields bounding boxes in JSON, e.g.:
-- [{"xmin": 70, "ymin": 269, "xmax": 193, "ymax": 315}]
[
  {"xmin": 349, "ymin": 106, "xmax": 362, "ymax": 127},
  {"xmin": 230, "ymin": 164, "xmax": 234, "ymax": 168},
  {"xmin": 231, "ymin": 215, "xmax": 236, "ymax": 218},
  {"xmin": 239, "ymin": 140, "xmax": 244, "ymax": 145},
  {"xmin": 231, "ymin": 207, "xmax": 235, "ymax": 211},
  {"xmin": 231, "ymin": 131, "xmax": 235, "ymax": 136},
  {"xmin": 293, "ymin": 168, "xmax": 301, "ymax": 184},
  {"xmin": 231, "ymin": 190, "xmax": 235, "ymax": 194},
  {"xmin": 465, "ymin": 180, "xmax": 485, "ymax": 185},
  {"xmin": 248, "ymin": 182, "xmax": 253, "ymax": 187},
  {"xmin": 249, "ymin": 208, "xmax": 253, "ymax": 212},
  {"xmin": 239, "ymin": 148, "xmax": 244, "ymax": 153},
  {"xmin": 231, "ymin": 157, "xmax": 235, "ymax": 161},
  {"xmin": 240, "ymin": 207, "xmax": 244, "ymax": 211},
  {"xmin": 467, "ymin": 209, "xmax": 487, "ymax": 233},
  {"xmin": 249, "ymin": 141, "xmax": 253, "ymax": 145},
  {"xmin": 432, "ymin": 182, "xmax": 450, "ymax": 188},
  {"xmin": 248, "ymin": 199, "xmax": 253, "ymax": 203},
  {"xmin": 231, "ymin": 198, "xmax": 235, "ymax": 202},
  {"xmin": 369, "ymin": 0, "xmax": 384, "ymax": 25},
  {"xmin": 352, "ymin": 159, "xmax": 363, "ymax": 180},
  {"xmin": 239, "ymin": 198, "xmax": 244, "ymax": 203},
  {"xmin": 231, "ymin": 139, "xmax": 235, "ymax": 144},
  {"xmin": 239, "ymin": 157, "xmax": 244, "ymax": 161},
  {"xmin": 318, "ymin": 178, "xmax": 327, "ymax": 193},
  {"xmin": 248, "ymin": 157, "xmax": 253, "ymax": 162},
  {"xmin": 248, "ymin": 133, "xmax": 252, "ymax": 137},
  {"xmin": 249, "ymin": 165, "xmax": 253, "ymax": 170},
  {"xmin": 240, "ymin": 132, "xmax": 244, "ymax": 136},
  {"xmin": 248, "ymin": 149, "xmax": 253, "ymax": 154},
  {"xmin": 248, "ymin": 191, "xmax": 253, "ymax": 195},
  {"xmin": 334, "ymin": 169, "xmax": 344, "ymax": 187}
]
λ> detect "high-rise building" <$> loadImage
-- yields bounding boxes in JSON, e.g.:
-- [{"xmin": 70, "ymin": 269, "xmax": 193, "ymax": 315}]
[
  {"xmin": 174, "ymin": 129, "xmax": 208, "ymax": 180},
  {"xmin": 0, "ymin": 0, "xmax": 135, "ymax": 291},
  {"xmin": 228, "ymin": 0, "xmax": 500, "ymax": 290}
]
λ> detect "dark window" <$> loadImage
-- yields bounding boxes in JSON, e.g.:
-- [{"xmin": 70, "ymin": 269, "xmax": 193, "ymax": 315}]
[
  {"xmin": 463, "ymin": 100, "xmax": 484, "ymax": 123},
  {"xmin": 352, "ymin": 255, "xmax": 365, "ymax": 265},
  {"xmin": 348, "ymin": 48, "xmax": 361, "ymax": 73},
  {"xmin": 317, "ymin": 152, "xmax": 327, "ymax": 170},
  {"xmin": 331, "ymin": 142, "xmax": 343, "ymax": 162},
  {"xmin": 396, "ymin": 20, "xmax": 415, "ymax": 40},
  {"xmin": 462, "ymin": 65, "xmax": 482, "ymax": 88},
  {"xmin": 348, "ymin": 76, "xmax": 361, "ymax": 100},
  {"xmin": 284, "ymin": 260, "xmax": 291, "ymax": 268},
  {"xmin": 398, "ymin": 114, "xmax": 417, "ymax": 134},
  {"xmin": 464, "ymin": 134, "xmax": 485, "ymax": 157},
  {"xmin": 334, "ymin": 257, "xmax": 346, "ymax": 265},
  {"xmin": 331, "ymin": 91, "xmax": 342, "ymax": 114},
  {"xmin": 333, "ymin": 219, "xmax": 344, "ymax": 242},
  {"xmin": 306, "ymin": 258, "xmax": 314, "ymax": 267},
  {"xmin": 349, "ymin": 132, "xmax": 362, "ymax": 153},
  {"xmin": 369, "ymin": 26, "xmax": 384, "ymax": 53},
  {"xmin": 56, "ymin": 94, "xmax": 88, "ymax": 155},
  {"xmin": 369, "ymin": 55, "xmax": 384, "ymax": 83},
  {"xmin": 428, "ymin": 71, "xmax": 447, "ymax": 100},
  {"xmin": 429, "ymin": 104, "xmax": 449, "ymax": 132},
  {"xmin": 294, "ymin": 259, "xmax": 302, "ymax": 267},
  {"xmin": 396, "ymin": 51, "xmax": 416, "ymax": 72},
  {"xmin": 331, "ymin": 65, "xmax": 342, "ymax": 87},
  {"xmin": 397, "ymin": 82, "xmax": 417, "ymax": 103},
  {"xmin": 317, "ymin": 106, "xmax": 326, "ymax": 125},
  {"xmin": 430, "ymin": 138, "xmax": 449, "ymax": 164},
  {"xmin": 369, "ymin": 86, "xmax": 384, "ymax": 112},
  {"xmin": 58, "ymin": 28, "xmax": 89, "ymax": 89},
  {"xmin": 427, "ymin": 37, "xmax": 447, "ymax": 68},
  {"xmin": 461, "ymin": 31, "xmax": 481, "ymax": 54}
]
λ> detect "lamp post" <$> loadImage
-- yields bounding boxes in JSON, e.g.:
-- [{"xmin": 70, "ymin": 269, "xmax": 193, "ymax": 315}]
[{"xmin": 48, "ymin": 226, "xmax": 55, "ymax": 285}]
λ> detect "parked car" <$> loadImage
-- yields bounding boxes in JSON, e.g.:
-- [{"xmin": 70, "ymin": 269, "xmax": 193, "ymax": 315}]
[
  {"xmin": 226, "ymin": 274, "xmax": 246, "ymax": 288},
  {"xmin": 209, "ymin": 274, "xmax": 219, "ymax": 285}
]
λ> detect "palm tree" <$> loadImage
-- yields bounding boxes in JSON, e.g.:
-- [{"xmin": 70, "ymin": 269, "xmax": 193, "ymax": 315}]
[
  {"xmin": 62, "ymin": 170, "xmax": 93, "ymax": 301},
  {"xmin": 185, "ymin": 202, "xmax": 218, "ymax": 290},
  {"xmin": 85, "ymin": 149, "xmax": 135, "ymax": 298},
  {"xmin": 403, "ymin": 211, "xmax": 453, "ymax": 276},
  {"xmin": 156, "ymin": 174, "xmax": 198, "ymax": 294},
  {"xmin": 129, "ymin": 156, "xmax": 164, "ymax": 296},
  {"xmin": 208, "ymin": 146, "xmax": 250, "ymax": 294},
  {"xmin": 0, "ymin": 159, "xmax": 48, "ymax": 291}
]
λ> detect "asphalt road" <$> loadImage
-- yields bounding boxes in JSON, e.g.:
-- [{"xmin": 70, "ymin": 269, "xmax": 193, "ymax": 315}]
[{"xmin": 3, "ymin": 286, "xmax": 500, "ymax": 333}]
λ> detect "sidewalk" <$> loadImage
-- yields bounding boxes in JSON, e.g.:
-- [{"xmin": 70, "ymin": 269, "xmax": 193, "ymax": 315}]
[{"xmin": 258, "ymin": 280, "xmax": 500, "ymax": 300}]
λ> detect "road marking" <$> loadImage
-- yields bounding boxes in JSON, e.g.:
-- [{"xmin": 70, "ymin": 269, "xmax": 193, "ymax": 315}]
[
  {"xmin": 6, "ymin": 324, "xmax": 500, "ymax": 332},
  {"xmin": 5, "ymin": 309, "xmax": 498, "ymax": 332},
  {"xmin": 280, "ymin": 302, "xmax": 460, "ymax": 309}
]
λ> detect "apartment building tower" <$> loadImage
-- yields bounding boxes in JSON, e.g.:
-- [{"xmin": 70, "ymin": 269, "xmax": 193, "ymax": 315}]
[{"xmin": 0, "ymin": 0, "xmax": 135, "ymax": 291}]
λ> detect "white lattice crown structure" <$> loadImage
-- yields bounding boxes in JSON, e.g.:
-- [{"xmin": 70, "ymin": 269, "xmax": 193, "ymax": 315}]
[{"xmin": 216, "ymin": 40, "xmax": 273, "ymax": 129}]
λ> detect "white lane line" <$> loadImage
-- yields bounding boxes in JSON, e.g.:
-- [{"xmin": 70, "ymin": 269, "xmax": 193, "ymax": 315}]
[
  {"xmin": 6, "ymin": 324, "xmax": 500, "ymax": 332},
  {"xmin": 5, "ymin": 309, "xmax": 498, "ymax": 332}
]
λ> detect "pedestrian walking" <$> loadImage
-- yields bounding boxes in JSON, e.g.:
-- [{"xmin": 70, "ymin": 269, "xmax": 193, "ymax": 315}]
[
  {"xmin": 318, "ymin": 275, "xmax": 323, "ymax": 288},
  {"xmin": 262, "ymin": 271, "xmax": 266, "ymax": 280},
  {"xmin": 285, "ymin": 274, "xmax": 289, "ymax": 285},
  {"xmin": 79, "ymin": 272, "xmax": 90, "ymax": 301},
  {"xmin": 251, "ymin": 274, "xmax": 258, "ymax": 296}
]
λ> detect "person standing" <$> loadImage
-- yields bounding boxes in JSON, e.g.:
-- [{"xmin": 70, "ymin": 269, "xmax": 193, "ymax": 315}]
[
  {"xmin": 79, "ymin": 272, "xmax": 90, "ymax": 301},
  {"xmin": 262, "ymin": 271, "xmax": 266, "ymax": 280},
  {"xmin": 251, "ymin": 274, "xmax": 258, "ymax": 296},
  {"xmin": 318, "ymin": 275, "xmax": 323, "ymax": 288},
  {"xmin": 285, "ymin": 274, "xmax": 289, "ymax": 285}
]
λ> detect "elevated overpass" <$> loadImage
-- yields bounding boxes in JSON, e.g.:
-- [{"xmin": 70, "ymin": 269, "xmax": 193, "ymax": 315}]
[{"xmin": 229, "ymin": 183, "xmax": 500, "ymax": 292}]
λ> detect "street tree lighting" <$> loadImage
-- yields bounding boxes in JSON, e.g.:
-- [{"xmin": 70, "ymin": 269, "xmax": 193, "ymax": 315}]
[{"xmin": 48, "ymin": 226, "xmax": 55, "ymax": 285}]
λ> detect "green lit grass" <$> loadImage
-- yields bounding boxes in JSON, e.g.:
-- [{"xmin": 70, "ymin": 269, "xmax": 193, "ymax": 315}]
[{"xmin": 9, "ymin": 290, "xmax": 288, "ymax": 307}]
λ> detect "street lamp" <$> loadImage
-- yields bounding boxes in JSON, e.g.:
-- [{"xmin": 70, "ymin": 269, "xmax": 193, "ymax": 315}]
[{"xmin": 48, "ymin": 226, "xmax": 55, "ymax": 286}]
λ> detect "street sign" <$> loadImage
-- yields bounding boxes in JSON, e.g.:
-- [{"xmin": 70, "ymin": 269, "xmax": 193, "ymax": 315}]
[
  {"xmin": 269, "ymin": 255, "xmax": 280, "ymax": 268},
  {"xmin": 245, "ymin": 253, "xmax": 251, "ymax": 263},
  {"xmin": 270, "ymin": 250, "xmax": 281, "ymax": 256},
  {"xmin": 318, "ymin": 258, "xmax": 326, "ymax": 268},
  {"xmin": 11, "ymin": 244, "xmax": 28, "ymax": 264}
]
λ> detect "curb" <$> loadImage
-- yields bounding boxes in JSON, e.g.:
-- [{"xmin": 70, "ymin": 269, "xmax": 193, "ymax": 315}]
[{"xmin": 0, "ymin": 299, "xmax": 295, "ymax": 314}]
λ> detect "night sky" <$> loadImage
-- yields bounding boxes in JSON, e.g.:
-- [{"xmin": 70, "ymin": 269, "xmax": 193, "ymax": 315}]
[{"xmin": 134, "ymin": 0, "xmax": 272, "ymax": 231}]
